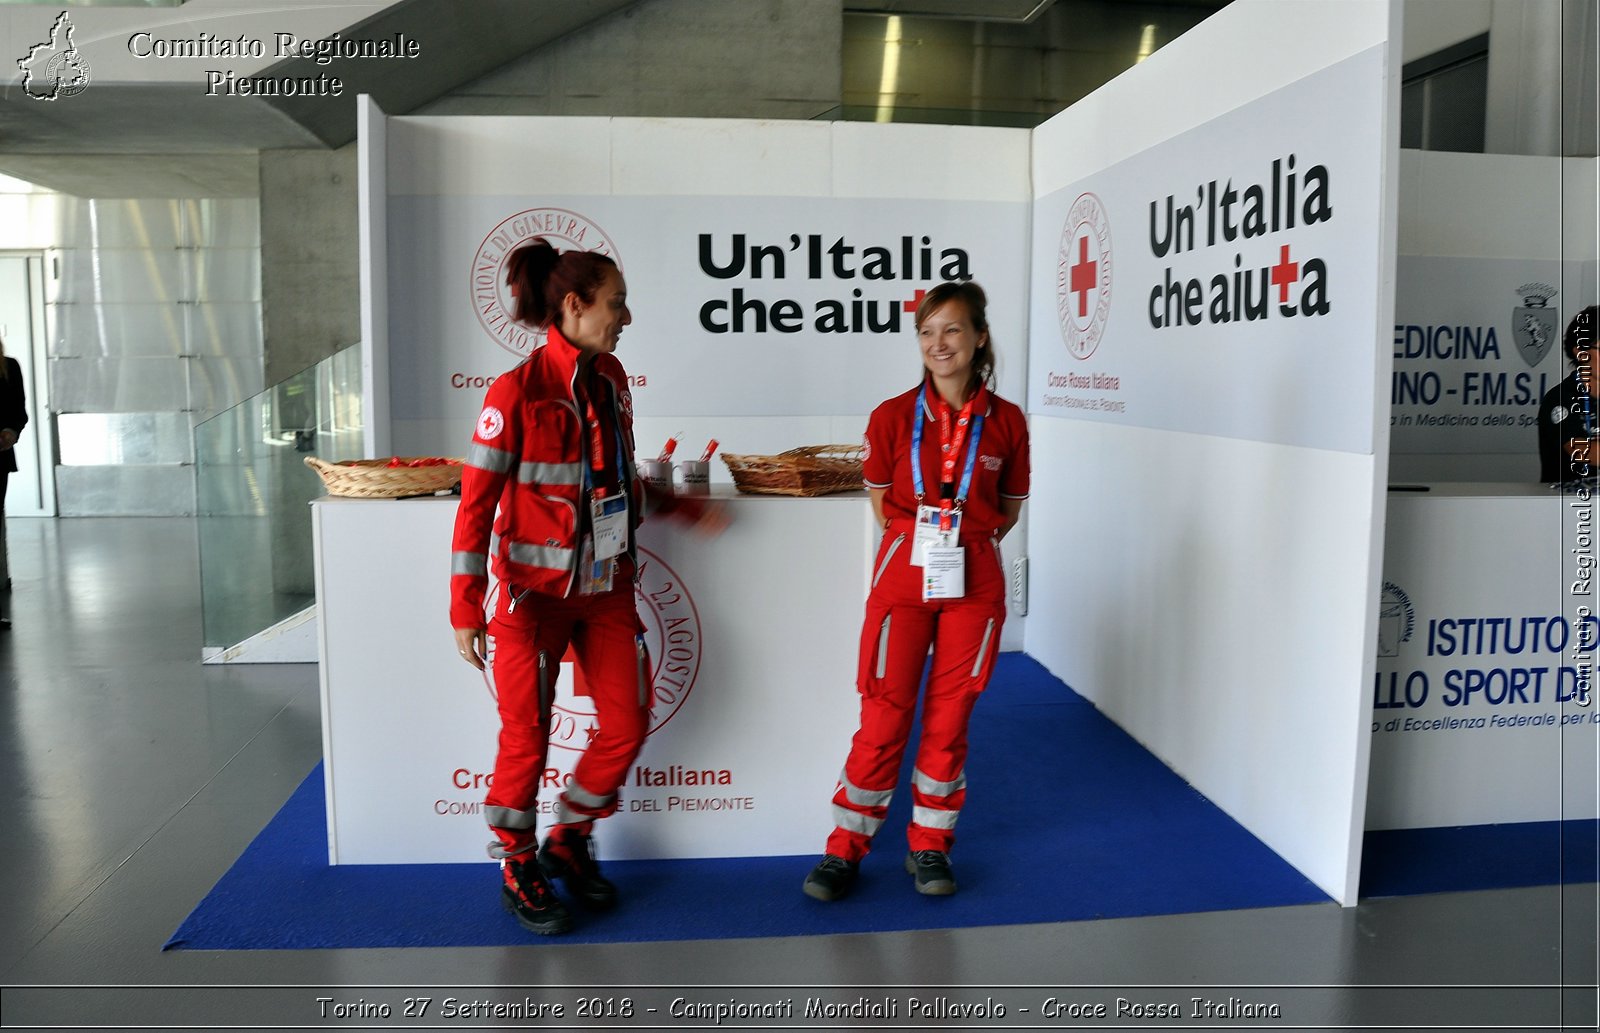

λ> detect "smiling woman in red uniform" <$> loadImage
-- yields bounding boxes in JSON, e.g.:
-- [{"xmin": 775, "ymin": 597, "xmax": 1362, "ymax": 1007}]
[
  {"xmin": 450, "ymin": 239, "xmax": 650, "ymax": 936},
  {"xmin": 804, "ymin": 280, "xmax": 1029, "ymax": 901}
]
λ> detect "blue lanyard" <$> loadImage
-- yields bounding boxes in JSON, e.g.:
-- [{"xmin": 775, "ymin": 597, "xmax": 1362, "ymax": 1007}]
[
  {"xmin": 580, "ymin": 434, "xmax": 628, "ymax": 494},
  {"xmin": 1580, "ymin": 378, "xmax": 1595, "ymax": 437},
  {"xmin": 911, "ymin": 384, "xmax": 984, "ymax": 507}
]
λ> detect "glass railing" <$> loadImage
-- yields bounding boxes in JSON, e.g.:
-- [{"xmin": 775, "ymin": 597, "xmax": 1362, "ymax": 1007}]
[{"xmin": 195, "ymin": 344, "xmax": 364, "ymax": 653}]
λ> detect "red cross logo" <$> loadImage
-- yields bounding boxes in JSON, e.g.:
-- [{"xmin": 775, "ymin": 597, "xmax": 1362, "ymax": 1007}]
[
  {"xmin": 1070, "ymin": 235, "xmax": 1097, "ymax": 318},
  {"xmin": 1057, "ymin": 192, "xmax": 1112, "ymax": 361},
  {"xmin": 903, "ymin": 288, "xmax": 926, "ymax": 314},
  {"xmin": 1270, "ymin": 245, "xmax": 1299, "ymax": 304}
]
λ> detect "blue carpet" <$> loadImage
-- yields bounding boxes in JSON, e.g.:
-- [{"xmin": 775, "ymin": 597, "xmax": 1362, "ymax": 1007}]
[
  {"xmin": 168, "ymin": 654, "xmax": 1335, "ymax": 950},
  {"xmin": 1360, "ymin": 820, "xmax": 1600, "ymax": 898}
]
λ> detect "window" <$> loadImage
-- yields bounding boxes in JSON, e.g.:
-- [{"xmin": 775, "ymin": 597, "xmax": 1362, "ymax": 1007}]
[{"xmin": 1401, "ymin": 33, "xmax": 1489, "ymax": 153}]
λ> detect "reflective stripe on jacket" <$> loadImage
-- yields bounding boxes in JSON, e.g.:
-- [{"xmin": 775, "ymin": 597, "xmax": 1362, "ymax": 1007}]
[{"xmin": 450, "ymin": 325, "xmax": 640, "ymax": 627}]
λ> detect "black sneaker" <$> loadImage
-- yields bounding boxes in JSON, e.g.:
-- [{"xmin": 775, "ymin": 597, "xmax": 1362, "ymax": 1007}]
[
  {"xmin": 539, "ymin": 830, "xmax": 617, "ymax": 910},
  {"xmin": 802, "ymin": 854, "xmax": 859, "ymax": 901},
  {"xmin": 905, "ymin": 850, "xmax": 957, "ymax": 895},
  {"xmin": 500, "ymin": 858, "xmax": 574, "ymax": 935}
]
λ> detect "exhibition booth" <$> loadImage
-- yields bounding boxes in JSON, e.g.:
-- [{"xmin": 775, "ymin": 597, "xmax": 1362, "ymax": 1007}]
[
  {"xmin": 1366, "ymin": 148, "xmax": 1599, "ymax": 832},
  {"xmin": 313, "ymin": 0, "xmax": 1596, "ymax": 908},
  {"xmin": 314, "ymin": 490, "xmax": 876, "ymax": 863}
]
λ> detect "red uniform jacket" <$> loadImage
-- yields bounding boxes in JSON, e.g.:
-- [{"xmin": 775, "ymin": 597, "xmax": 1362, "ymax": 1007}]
[
  {"xmin": 450, "ymin": 326, "xmax": 641, "ymax": 629},
  {"xmin": 861, "ymin": 381, "xmax": 1030, "ymax": 543}
]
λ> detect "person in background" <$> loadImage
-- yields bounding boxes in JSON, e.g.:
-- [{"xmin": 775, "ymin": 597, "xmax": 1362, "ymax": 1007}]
[
  {"xmin": 1538, "ymin": 305, "xmax": 1600, "ymax": 483},
  {"xmin": 0, "ymin": 333, "xmax": 28, "ymax": 631},
  {"xmin": 803, "ymin": 280, "xmax": 1029, "ymax": 902},
  {"xmin": 450, "ymin": 238, "xmax": 718, "ymax": 936}
]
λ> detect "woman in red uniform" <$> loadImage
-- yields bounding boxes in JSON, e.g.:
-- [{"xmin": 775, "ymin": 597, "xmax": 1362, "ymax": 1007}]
[
  {"xmin": 450, "ymin": 239, "xmax": 657, "ymax": 936},
  {"xmin": 804, "ymin": 280, "xmax": 1028, "ymax": 901}
]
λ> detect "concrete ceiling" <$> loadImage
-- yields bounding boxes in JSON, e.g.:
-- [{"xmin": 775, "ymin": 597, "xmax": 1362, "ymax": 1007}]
[
  {"xmin": 0, "ymin": 0, "xmax": 638, "ymax": 196},
  {"xmin": 846, "ymin": 0, "xmax": 1058, "ymax": 21},
  {"xmin": 845, "ymin": 0, "xmax": 1226, "ymax": 20},
  {"xmin": 0, "ymin": 0, "xmax": 1228, "ymax": 197}
]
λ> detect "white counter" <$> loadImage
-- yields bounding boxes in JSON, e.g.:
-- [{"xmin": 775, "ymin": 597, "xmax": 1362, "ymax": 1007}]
[
  {"xmin": 1368, "ymin": 482, "xmax": 1599, "ymax": 829},
  {"xmin": 312, "ymin": 488, "xmax": 877, "ymax": 864}
]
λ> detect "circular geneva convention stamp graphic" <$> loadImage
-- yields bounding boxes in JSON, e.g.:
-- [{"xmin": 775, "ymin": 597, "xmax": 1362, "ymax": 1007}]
[
  {"xmin": 470, "ymin": 208, "xmax": 621, "ymax": 357},
  {"xmin": 1057, "ymin": 192, "xmax": 1112, "ymax": 360},
  {"xmin": 482, "ymin": 547, "xmax": 701, "ymax": 751}
]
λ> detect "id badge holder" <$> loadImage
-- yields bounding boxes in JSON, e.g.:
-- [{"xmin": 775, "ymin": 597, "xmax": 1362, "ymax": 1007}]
[
  {"xmin": 922, "ymin": 544, "xmax": 966, "ymax": 601},
  {"xmin": 578, "ymin": 535, "xmax": 615, "ymax": 595},
  {"xmin": 911, "ymin": 504, "xmax": 961, "ymax": 566},
  {"xmin": 591, "ymin": 492, "xmax": 629, "ymax": 562}
]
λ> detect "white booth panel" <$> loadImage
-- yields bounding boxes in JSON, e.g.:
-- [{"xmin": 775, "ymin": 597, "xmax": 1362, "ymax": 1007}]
[
  {"xmin": 611, "ymin": 118, "xmax": 834, "ymax": 197},
  {"xmin": 358, "ymin": 95, "xmax": 390, "ymax": 458},
  {"xmin": 829, "ymin": 122, "xmax": 1032, "ymax": 203},
  {"xmin": 314, "ymin": 492, "xmax": 876, "ymax": 864},
  {"xmin": 386, "ymin": 117, "xmax": 615, "ymax": 197},
  {"xmin": 1023, "ymin": 0, "xmax": 1399, "ymax": 906},
  {"xmin": 1368, "ymin": 485, "xmax": 1599, "ymax": 829},
  {"xmin": 1025, "ymin": 418, "xmax": 1377, "ymax": 903}
]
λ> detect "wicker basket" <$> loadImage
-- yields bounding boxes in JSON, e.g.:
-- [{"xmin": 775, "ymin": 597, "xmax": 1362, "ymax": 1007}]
[
  {"xmin": 304, "ymin": 456, "xmax": 465, "ymax": 499},
  {"xmin": 720, "ymin": 444, "xmax": 866, "ymax": 497}
]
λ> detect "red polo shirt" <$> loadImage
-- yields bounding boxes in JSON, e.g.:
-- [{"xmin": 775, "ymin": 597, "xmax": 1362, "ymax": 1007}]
[{"xmin": 861, "ymin": 382, "xmax": 1030, "ymax": 543}]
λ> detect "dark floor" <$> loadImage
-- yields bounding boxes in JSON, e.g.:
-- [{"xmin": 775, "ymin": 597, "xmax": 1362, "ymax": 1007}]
[{"xmin": 0, "ymin": 517, "xmax": 1595, "ymax": 1030}]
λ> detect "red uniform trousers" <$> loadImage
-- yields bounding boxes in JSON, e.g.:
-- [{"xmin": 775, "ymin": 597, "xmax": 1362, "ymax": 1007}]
[
  {"xmin": 482, "ymin": 578, "xmax": 649, "ymax": 860},
  {"xmin": 826, "ymin": 522, "xmax": 1008, "ymax": 861}
]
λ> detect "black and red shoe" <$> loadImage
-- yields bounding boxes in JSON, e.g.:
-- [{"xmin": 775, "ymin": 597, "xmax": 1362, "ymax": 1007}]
[
  {"xmin": 802, "ymin": 854, "xmax": 859, "ymax": 901},
  {"xmin": 539, "ymin": 830, "xmax": 618, "ymax": 910},
  {"xmin": 905, "ymin": 849, "xmax": 957, "ymax": 895},
  {"xmin": 500, "ymin": 857, "xmax": 573, "ymax": 935}
]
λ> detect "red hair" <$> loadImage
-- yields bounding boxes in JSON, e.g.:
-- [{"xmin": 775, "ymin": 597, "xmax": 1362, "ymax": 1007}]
[{"xmin": 504, "ymin": 239, "xmax": 618, "ymax": 328}]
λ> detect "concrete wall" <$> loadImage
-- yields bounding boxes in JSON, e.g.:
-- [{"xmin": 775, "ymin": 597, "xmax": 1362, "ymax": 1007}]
[
  {"xmin": 1403, "ymin": 0, "xmax": 1598, "ymax": 159},
  {"xmin": 1484, "ymin": 0, "xmax": 1598, "ymax": 157},
  {"xmin": 841, "ymin": 0, "xmax": 1222, "ymax": 123},
  {"xmin": 1402, "ymin": 0, "xmax": 1492, "ymax": 62},
  {"xmin": 418, "ymin": 0, "xmax": 842, "ymax": 119},
  {"xmin": 259, "ymin": 146, "xmax": 360, "ymax": 386}
]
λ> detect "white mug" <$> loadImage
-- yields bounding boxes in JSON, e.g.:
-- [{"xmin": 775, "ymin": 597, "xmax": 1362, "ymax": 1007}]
[
  {"xmin": 674, "ymin": 460, "xmax": 710, "ymax": 495},
  {"xmin": 636, "ymin": 459, "xmax": 673, "ymax": 494}
]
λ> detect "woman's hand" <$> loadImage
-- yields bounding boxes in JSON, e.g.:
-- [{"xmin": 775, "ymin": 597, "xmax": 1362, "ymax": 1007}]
[
  {"xmin": 454, "ymin": 626, "xmax": 487, "ymax": 670},
  {"xmin": 0, "ymin": 429, "xmax": 16, "ymax": 451}
]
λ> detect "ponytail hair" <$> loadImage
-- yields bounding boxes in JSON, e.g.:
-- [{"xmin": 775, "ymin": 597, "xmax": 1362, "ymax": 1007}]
[
  {"xmin": 504, "ymin": 239, "xmax": 618, "ymax": 329},
  {"xmin": 915, "ymin": 280, "xmax": 995, "ymax": 391}
]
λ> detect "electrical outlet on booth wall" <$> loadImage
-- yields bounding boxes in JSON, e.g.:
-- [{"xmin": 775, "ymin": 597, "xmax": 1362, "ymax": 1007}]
[{"xmin": 1010, "ymin": 557, "xmax": 1028, "ymax": 617}]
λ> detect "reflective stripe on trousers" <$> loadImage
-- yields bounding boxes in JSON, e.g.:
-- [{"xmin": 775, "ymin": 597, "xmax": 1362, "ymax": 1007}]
[{"xmin": 823, "ymin": 525, "xmax": 1006, "ymax": 861}]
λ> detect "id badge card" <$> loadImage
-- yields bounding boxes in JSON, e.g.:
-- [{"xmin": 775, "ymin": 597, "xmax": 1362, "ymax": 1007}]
[
  {"xmin": 590, "ymin": 492, "xmax": 629, "ymax": 562},
  {"xmin": 911, "ymin": 504, "xmax": 961, "ymax": 566},
  {"xmin": 578, "ymin": 535, "xmax": 615, "ymax": 595},
  {"xmin": 922, "ymin": 544, "xmax": 966, "ymax": 601}
]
